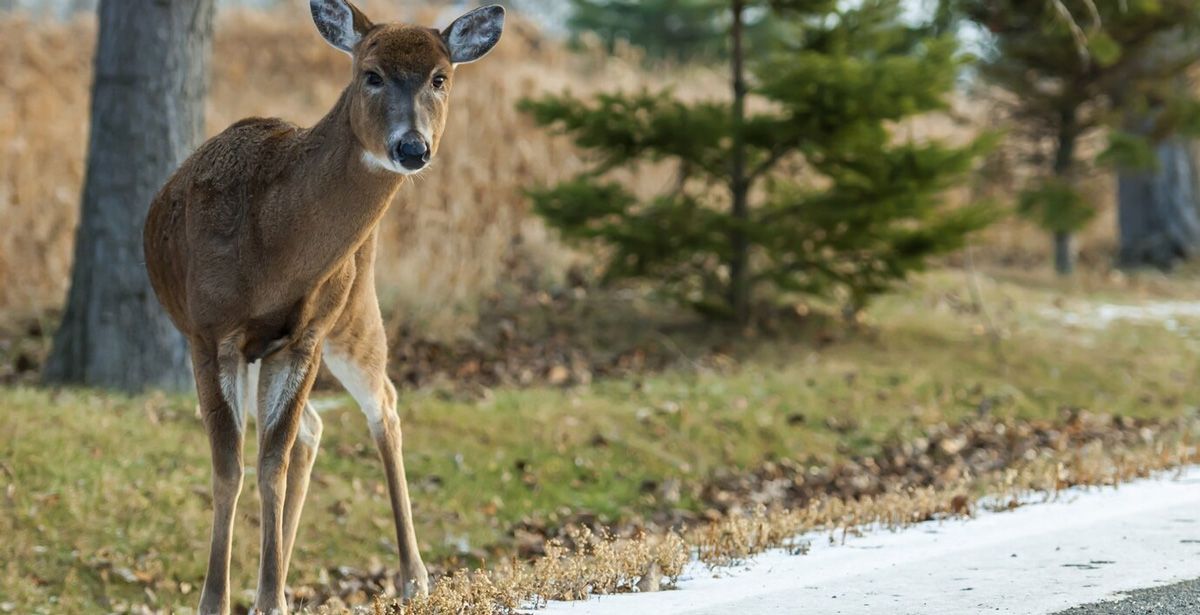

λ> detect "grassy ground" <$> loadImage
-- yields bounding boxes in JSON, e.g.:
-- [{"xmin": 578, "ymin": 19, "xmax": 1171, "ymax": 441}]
[{"xmin": 2, "ymin": 268, "xmax": 1199, "ymax": 613}]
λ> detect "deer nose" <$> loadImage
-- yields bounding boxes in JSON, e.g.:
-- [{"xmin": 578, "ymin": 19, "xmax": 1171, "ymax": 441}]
[{"xmin": 392, "ymin": 133, "xmax": 430, "ymax": 171}]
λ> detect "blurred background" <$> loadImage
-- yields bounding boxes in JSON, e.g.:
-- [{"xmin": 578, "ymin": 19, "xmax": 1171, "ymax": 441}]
[
  {"xmin": 6, "ymin": 0, "xmax": 1190, "ymax": 371},
  {"xmin": 4, "ymin": 0, "xmax": 1196, "ymax": 370},
  {"xmin": 4, "ymin": 1, "xmax": 1200, "ymax": 613}
]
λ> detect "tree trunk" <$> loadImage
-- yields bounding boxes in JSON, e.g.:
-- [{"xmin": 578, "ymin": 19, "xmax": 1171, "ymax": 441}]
[
  {"xmin": 1117, "ymin": 136, "xmax": 1200, "ymax": 269},
  {"xmin": 1052, "ymin": 109, "xmax": 1078, "ymax": 275},
  {"xmin": 1053, "ymin": 231, "xmax": 1072, "ymax": 275},
  {"xmin": 727, "ymin": 0, "xmax": 751, "ymax": 324},
  {"xmin": 44, "ymin": 0, "xmax": 215, "ymax": 392}
]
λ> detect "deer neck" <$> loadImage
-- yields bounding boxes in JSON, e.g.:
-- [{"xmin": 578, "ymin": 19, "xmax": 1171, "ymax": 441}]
[{"xmin": 284, "ymin": 88, "xmax": 405, "ymax": 273}]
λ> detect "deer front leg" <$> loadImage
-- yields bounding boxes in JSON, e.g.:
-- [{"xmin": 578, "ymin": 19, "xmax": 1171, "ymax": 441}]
[
  {"xmin": 254, "ymin": 344, "xmax": 320, "ymax": 615},
  {"xmin": 323, "ymin": 341, "xmax": 429, "ymax": 599},
  {"xmin": 193, "ymin": 343, "xmax": 248, "ymax": 615}
]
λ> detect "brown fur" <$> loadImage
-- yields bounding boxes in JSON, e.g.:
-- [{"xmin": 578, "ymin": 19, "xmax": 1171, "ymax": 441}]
[{"xmin": 142, "ymin": 3, "xmax": 498, "ymax": 613}]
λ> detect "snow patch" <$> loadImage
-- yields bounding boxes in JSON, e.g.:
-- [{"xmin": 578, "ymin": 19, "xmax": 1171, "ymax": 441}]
[{"xmin": 1040, "ymin": 300, "xmax": 1200, "ymax": 331}]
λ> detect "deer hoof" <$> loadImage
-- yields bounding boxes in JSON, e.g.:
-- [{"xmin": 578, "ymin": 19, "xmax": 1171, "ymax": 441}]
[{"xmin": 397, "ymin": 563, "xmax": 430, "ymax": 601}]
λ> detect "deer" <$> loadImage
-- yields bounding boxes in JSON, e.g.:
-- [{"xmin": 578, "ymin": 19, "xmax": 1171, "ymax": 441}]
[{"xmin": 142, "ymin": 2, "xmax": 505, "ymax": 613}]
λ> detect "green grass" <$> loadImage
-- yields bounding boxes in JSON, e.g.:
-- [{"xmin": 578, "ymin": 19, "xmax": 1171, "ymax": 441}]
[{"xmin": 2, "ymin": 268, "xmax": 1199, "ymax": 612}]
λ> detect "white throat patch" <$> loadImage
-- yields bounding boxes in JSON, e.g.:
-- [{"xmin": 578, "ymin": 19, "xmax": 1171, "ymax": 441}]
[{"xmin": 360, "ymin": 150, "xmax": 428, "ymax": 176}]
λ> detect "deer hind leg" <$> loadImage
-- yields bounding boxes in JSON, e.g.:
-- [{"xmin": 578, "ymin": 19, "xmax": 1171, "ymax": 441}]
[
  {"xmin": 253, "ymin": 337, "xmax": 321, "ymax": 615},
  {"xmin": 195, "ymin": 339, "xmax": 248, "ymax": 615},
  {"xmin": 280, "ymin": 397, "xmax": 323, "ymax": 584},
  {"xmin": 323, "ymin": 336, "xmax": 429, "ymax": 599},
  {"xmin": 232, "ymin": 360, "xmax": 323, "ymax": 586}
]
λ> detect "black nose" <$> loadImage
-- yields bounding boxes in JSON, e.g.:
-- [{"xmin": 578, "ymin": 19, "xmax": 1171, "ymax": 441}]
[{"xmin": 392, "ymin": 133, "xmax": 430, "ymax": 170}]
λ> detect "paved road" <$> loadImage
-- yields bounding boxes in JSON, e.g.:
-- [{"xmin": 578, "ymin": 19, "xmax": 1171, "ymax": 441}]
[
  {"xmin": 1055, "ymin": 577, "xmax": 1200, "ymax": 615},
  {"xmin": 538, "ymin": 469, "xmax": 1200, "ymax": 615}
]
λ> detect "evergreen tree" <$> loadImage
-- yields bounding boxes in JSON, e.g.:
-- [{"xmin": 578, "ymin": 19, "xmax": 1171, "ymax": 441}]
[
  {"xmin": 946, "ymin": 0, "xmax": 1200, "ymax": 274},
  {"xmin": 522, "ymin": 0, "xmax": 995, "ymax": 323},
  {"xmin": 566, "ymin": 0, "xmax": 776, "ymax": 63}
]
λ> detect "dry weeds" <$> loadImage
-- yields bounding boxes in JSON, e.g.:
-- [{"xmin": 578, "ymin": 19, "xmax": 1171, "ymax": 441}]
[{"xmin": 311, "ymin": 530, "xmax": 690, "ymax": 615}]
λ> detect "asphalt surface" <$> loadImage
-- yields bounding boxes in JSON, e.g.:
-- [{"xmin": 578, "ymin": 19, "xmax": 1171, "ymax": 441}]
[{"xmin": 1055, "ymin": 577, "xmax": 1200, "ymax": 615}]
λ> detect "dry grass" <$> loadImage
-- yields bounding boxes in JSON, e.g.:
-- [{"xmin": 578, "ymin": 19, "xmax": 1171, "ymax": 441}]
[
  {"xmin": 692, "ymin": 426, "xmax": 1199, "ymax": 569},
  {"xmin": 0, "ymin": 6, "xmax": 708, "ymax": 334},
  {"xmin": 339, "ymin": 530, "xmax": 691, "ymax": 614}
]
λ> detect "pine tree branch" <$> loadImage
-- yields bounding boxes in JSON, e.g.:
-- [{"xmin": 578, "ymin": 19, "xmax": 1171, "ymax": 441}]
[
  {"xmin": 749, "ymin": 144, "xmax": 793, "ymax": 180},
  {"xmin": 1049, "ymin": 0, "xmax": 1098, "ymax": 66}
]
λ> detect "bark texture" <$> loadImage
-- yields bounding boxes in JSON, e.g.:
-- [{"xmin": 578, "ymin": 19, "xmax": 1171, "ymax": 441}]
[
  {"xmin": 1052, "ymin": 108, "xmax": 1078, "ymax": 276},
  {"xmin": 1117, "ymin": 137, "xmax": 1200, "ymax": 269},
  {"xmin": 727, "ymin": 0, "xmax": 750, "ymax": 324},
  {"xmin": 44, "ymin": 0, "xmax": 215, "ymax": 391}
]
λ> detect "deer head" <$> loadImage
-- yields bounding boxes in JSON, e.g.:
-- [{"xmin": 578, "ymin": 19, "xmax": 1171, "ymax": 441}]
[{"xmin": 310, "ymin": 0, "xmax": 505, "ymax": 174}]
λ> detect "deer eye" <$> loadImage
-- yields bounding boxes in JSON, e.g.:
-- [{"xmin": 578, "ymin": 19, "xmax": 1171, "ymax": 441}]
[
  {"xmin": 431, "ymin": 75, "xmax": 447, "ymax": 89},
  {"xmin": 364, "ymin": 71, "xmax": 384, "ymax": 87}
]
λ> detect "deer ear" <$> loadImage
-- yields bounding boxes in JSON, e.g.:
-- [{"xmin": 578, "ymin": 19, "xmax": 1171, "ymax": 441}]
[
  {"xmin": 442, "ymin": 5, "xmax": 505, "ymax": 64},
  {"xmin": 310, "ymin": 0, "xmax": 373, "ymax": 54}
]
